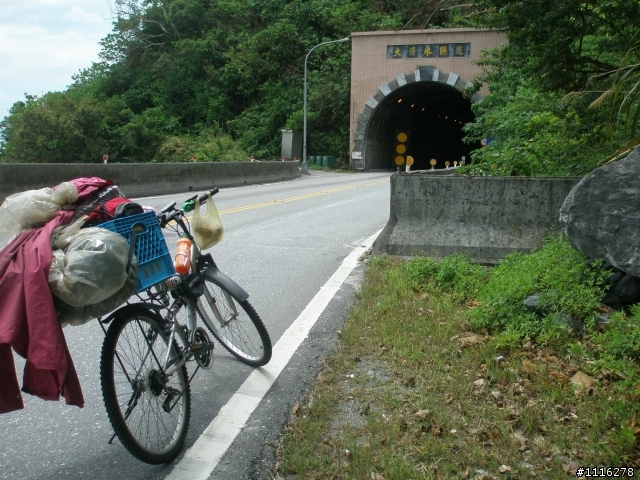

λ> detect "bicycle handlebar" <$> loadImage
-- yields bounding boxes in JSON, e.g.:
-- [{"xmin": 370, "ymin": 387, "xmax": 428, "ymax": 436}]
[
  {"xmin": 182, "ymin": 188, "xmax": 219, "ymax": 213},
  {"xmin": 157, "ymin": 188, "xmax": 218, "ymax": 228}
]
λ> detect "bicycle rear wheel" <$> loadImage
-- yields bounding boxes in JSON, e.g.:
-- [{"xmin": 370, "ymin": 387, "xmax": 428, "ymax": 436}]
[
  {"xmin": 100, "ymin": 308, "xmax": 191, "ymax": 464},
  {"xmin": 197, "ymin": 279, "xmax": 272, "ymax": 367}
]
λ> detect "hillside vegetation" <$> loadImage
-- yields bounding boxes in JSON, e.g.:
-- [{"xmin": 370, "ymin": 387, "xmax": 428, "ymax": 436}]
[
  {"xmin": 0, "ymin": 0, "xmax": 639, "ymax": 171},
  {"xmin": 276, "ymin": 240, "xmax": 640, "ymax": 477}
]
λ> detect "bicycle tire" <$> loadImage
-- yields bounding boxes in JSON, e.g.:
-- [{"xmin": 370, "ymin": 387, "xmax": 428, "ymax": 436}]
[
  {"xmin": 100, "ymin": 308, "xmax": 191, "ymax": 464},
  {"xmin": 197, "ymin": 279, "xmax": 272, "ymax": 367}
]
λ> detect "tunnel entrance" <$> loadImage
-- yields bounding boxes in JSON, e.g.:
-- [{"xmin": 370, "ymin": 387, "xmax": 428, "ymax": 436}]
[{"xmin": 363, "ymin": 81, "xmax": 479, "ymax": 170}]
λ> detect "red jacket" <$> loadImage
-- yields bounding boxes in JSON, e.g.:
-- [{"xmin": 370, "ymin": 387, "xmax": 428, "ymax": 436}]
[{"xmin": 0, "ymin": 177, "xmax": 112, "ymax": 414}]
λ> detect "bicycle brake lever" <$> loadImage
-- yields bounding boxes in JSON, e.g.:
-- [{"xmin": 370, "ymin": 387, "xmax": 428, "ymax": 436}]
[{"xmin": 160, "ymin": 201, "xmax": 177, "ymax": 214}]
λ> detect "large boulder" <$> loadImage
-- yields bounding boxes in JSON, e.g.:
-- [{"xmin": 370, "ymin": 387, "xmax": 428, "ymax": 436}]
[{"xmin": 560, "ymin": 146, "xmax": 640, "ymax": 277}]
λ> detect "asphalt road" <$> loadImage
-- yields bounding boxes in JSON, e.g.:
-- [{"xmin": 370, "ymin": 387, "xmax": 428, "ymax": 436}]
[{"xmin": 0, "ymin": 170, "xmax": 391, "ymax": 480}]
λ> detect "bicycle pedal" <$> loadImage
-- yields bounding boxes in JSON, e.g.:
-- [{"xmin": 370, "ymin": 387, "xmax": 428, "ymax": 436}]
[{"xmin": 190, "ymin": 342, "xmax": 214, "ymax": 353}]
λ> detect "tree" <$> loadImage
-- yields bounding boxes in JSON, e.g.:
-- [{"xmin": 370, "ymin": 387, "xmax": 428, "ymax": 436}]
[
  {"xmin": 458, "ymin": 0, "xmax": 640, "ymax": 175},
  {"xmin": 1, "ymin": 93, "xmax": 107, "ymax": 163},
  {"xmin": 2, "ymin": 0, "xmax": 406, "ymax": 163},
  {"xmin": 399, "ymin": 0, "xmax": 478, "ymax": 30},
  {"xmin": 468, "ymin": 0, "xmax": 640, "ymax": 92},
  {"xmin": 573, "ymin": 35, "xmax": 640, "ymax": 163},
  {"xmin": 463, "ymin": 84, "xmax": 611, "ymax": 176}
]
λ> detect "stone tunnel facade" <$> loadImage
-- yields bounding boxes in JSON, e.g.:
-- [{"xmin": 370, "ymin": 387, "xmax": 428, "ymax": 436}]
[{"xmin": 350, "ymin": 28, "xmax": 508, "ymax": 171}]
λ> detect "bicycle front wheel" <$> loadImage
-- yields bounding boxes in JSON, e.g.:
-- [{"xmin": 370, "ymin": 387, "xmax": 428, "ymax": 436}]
[
  {"xmin": 197, "ymin": 279, "xmax": 272, "ymax": 367},
  {"xmin": 100, "ymin": 309, "xmax": 191, "ymax": 464}
]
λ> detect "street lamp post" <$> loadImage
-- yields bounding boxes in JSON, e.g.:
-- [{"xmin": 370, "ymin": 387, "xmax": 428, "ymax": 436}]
[{"xmin": 302, "ymin": 37, "xmax": 350, "ymax": 174}]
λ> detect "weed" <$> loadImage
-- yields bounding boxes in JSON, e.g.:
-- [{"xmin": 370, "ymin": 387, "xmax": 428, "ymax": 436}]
[
  {"xmin": 592, "ymin": 306, "xmax": 640, "ymax": 361},
  {"xmin": 275, "ymin": 240, "xmax": 640, "ymax": 479},
  {"xmin": 404, "ymin": 253, "xmax": 490, "ymax": 301},
  {"xmin": 469, "ymin": 234, "xmax": 610, "ymax": 340}
]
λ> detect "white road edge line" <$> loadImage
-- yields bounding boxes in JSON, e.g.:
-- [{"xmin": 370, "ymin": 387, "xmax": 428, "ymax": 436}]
[{"xmin": 164, "ymin": 228, "xmax": 383, "ymax": 480}]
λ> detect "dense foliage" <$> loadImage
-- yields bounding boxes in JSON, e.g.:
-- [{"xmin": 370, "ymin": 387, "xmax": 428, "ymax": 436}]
[
  {"xmin": 469, "ymin": 235, "xmax": 611, "ymax": 343},
  {"xmin": 1, "ymin": 0, "xmax": 639, "ymax": 171},
  {"xmin": 461, "ymin": 0, "xmax": 640, "ymax": 175},
  {"xmin": 0, "ymin": 0, "xmax": 404, "ymax": 164},
  {"xmin": 461, "ymin": 236, "xmax": 640, "ymax": 452}
]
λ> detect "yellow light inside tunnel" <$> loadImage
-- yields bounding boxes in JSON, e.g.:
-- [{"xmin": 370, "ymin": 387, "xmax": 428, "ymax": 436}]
[
  {"xmin": 406, "ymin": 156, "xmax": 414, "ymax": 166},
  {"xmin": 396, "ymin": 132, "xmax": 408, "ymax": 142},
  {"xmin": 430, "ymin": 159, "xmax": 437, "ymax": 166},
  {"xmin": 395, "ymin": 156, "xmax": 405, "ymax": 166},
  {"xmin": 395, "ymin": 144, "xmax": 406, "ymax": 154}
]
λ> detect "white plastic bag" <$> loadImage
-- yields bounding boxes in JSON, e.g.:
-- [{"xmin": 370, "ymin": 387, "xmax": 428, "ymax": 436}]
[
  {"xmin": 50, "ymin": 216, "xmax": 86, "ymax": 250},
  {"xmin": 52, "ymin": 181, "xmax": 79, "ymax": 205},
  {"xmin": 48, "ymin": 227, "xmax": 131, "ymax": 307},
  {"xmin": 55, "ymin": 258, "xmax": 138, "ymax": 327},
  {"xmin": 0, "ymin": 182, "xmax": 78, "ymax": 241},
  {"xmin": 191, "ymin": 196, "xmax": 224, "ymax": 250}
]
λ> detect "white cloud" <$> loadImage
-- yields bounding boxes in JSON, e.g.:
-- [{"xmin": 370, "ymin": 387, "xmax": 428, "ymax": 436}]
[
  {"xmin": 63, "ymin": 5, "xmax": 113, "ymax": 25},
  {"xmin": 0, "ymin": 0, "xmax": 114, "ymax": 120}
]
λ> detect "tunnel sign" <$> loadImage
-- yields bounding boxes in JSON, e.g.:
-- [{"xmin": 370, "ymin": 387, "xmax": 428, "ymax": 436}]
[
  {"xmin": 387, "ymin": 43, "xmax": 470, "ymax": 59},
  {"xmin": 394, "ymin": 130, "xmax": 410, "ymax": 166}
]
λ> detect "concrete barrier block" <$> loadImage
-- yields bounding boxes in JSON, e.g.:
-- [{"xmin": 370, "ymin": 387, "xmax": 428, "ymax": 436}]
[
  {"xmin": 0, "ymin": 162, "xmax": 300, "ymax": 203},
  {"xmin": 372, "ymin": 174, "xmax": 582, "ymax": 262}
]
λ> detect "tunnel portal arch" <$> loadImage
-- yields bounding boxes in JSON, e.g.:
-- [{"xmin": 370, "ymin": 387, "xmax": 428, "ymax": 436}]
[{"xmin": 352, "ymin": 66, "xmax": 483, "ymax": 171}]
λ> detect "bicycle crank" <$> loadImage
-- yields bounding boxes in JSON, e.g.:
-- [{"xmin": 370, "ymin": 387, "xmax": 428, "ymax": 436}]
[{"xmin": 191, "ymin": 326, "xmax": 214, "ymax": 369}]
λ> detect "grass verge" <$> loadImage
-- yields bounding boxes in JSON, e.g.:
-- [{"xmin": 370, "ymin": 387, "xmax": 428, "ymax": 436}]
[{"xmin": 273, "ymin": 237, "xmax": 640, "ymax": 479}]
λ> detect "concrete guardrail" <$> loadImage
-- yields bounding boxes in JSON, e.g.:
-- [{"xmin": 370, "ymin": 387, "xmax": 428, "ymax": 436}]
[
  {"xmin": 0, "ymin": 161, "xmax": 300, "ymax": 203},
  {"xmin": 372, "ymin": 173, "xmax": 581, "ymax": 262}
]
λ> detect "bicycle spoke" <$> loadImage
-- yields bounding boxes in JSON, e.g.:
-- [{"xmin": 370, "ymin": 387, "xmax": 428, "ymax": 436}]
[
  {"xmin": 101, "ymin": 310, "xmax": 191, "ymax": 464},
  {"xmin": 197, "ymin": 279, "xmax": 271, "ymax": 366}
]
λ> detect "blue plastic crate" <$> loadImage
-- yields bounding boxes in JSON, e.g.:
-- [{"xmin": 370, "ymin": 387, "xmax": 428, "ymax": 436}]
[{"xmin": 99, "ymin": 211, "xmax": 175, "ymax": 292}]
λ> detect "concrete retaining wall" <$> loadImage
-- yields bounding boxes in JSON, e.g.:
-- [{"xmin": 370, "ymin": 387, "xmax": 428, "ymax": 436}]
[
  {"xmin": 372, "ymin": 173, "xmax": 581, "ymax": 262},
  {"xmin": 0, "ymin": 161, "xmax": 300, "ymax": 202}
]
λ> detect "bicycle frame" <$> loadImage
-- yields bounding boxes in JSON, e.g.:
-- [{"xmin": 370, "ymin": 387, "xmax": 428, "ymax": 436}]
[
  {"xmin": 101, "ymin": 190, "xmax": 218, "ymax": 374},
  {"xmin": 132, "ymin": 188, "xmax": 250, "ymax": 372},
  {"xmin": 149, "ymin": 201, "xmax": 213, "ymax": 374}
]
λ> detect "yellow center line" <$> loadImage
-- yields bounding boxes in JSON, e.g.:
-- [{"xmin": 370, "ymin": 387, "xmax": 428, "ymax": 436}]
[
  {"xmin": 210, "ymin": 179, "xmax": 388, "ymax": 216},
  {"xmin": 168, "ymin": 179, "xmax": 388, "ymax": 227}
]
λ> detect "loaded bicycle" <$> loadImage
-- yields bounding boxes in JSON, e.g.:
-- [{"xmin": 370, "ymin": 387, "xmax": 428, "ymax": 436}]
[{"xmin": 96, "ymin": 188, "xmax": 272, "ymax": 464}]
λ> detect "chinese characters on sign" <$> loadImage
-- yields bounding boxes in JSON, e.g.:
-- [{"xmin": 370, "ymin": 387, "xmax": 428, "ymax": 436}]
[{"xmin": 387, "ymin": 43, "xmax": 470, "ymax": 59}]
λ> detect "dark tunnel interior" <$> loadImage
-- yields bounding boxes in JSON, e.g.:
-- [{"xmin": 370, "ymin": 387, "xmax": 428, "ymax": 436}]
[{"xmin": 366, "ymin": 82, "xmax": 479, "ymax": 170}]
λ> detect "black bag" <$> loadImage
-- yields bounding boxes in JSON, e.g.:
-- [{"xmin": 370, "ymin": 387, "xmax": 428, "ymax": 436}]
[{"xmin": 113, "ymin": 202, "xmax": 144, "ymax": 219}]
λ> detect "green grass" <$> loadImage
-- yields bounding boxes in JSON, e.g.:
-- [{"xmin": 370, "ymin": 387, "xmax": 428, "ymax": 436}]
[{"xmin": 274, "ymin": 239, "xmax": 640, "ymax": 479}]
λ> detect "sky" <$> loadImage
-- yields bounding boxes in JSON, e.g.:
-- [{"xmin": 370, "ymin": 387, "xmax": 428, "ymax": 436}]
[{"xmin": 0, "ymin": 0, "xmax": 114, "ymax": 121}]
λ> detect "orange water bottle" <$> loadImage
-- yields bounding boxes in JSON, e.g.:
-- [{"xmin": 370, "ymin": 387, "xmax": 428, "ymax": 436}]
[{"xmin": 174, "ymin": 235, "xmax": 192, "ymax": 274}]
